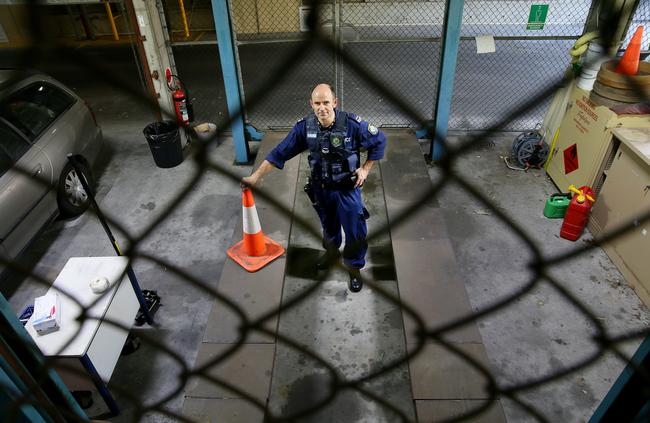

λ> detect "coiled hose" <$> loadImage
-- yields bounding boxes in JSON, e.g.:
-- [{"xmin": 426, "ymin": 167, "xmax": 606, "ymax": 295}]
[{"xmin": 570, "ymin": 31, "xmax": 601, "ymax": 64}]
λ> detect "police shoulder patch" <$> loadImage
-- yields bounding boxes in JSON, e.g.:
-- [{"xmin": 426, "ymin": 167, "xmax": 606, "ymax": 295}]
[
  {"xmin": 347, "ymin": 113, "xmax": 362, "ymax": 123},
  {"xmin": 348, "ymin": 113, "xmax": 362, "ymax": 123},
  {"xmin": 368, "ymin": 124, "xmax": 378, "ymax": 135}
]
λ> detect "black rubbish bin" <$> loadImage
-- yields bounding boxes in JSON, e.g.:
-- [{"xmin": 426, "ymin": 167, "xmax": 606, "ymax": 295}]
[{"xmin": 143, "ymin": 121, "xmax": 183, "ymax": 168}]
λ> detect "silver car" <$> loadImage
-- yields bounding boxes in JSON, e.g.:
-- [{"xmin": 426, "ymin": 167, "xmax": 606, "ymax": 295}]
[{"xmin": 0, "ymin": 70, "xmax": 103, "ymax": 275}]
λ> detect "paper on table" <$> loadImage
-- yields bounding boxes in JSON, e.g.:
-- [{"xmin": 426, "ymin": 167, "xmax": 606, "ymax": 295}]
[{"xmin": 476, "ymin": 35, "xmax": 496, "ymax": 54}]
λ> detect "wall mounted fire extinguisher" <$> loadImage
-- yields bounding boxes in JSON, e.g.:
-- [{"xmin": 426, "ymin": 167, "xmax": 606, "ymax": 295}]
[
  {"xmin": 560, "ymin": 184, "xmax": 596, "ymax": 241},
  {"xmin": 165, "ymin": 68, "xmax": 194, "ymax": 127}
]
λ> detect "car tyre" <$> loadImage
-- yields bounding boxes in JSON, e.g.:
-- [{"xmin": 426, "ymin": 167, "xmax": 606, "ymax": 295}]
[{"xmin": 57, "ymin": 161, "xmax": 93, "ymax": 217}]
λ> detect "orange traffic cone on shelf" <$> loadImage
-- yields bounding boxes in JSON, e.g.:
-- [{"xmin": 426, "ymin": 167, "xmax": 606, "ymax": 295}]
[
  {"xmin": 615, "ymin": 26, "xmax": 644, "ymax": 75},
  {"xmin": 227, "ymin": 188, "xmax": 284, "ymax": 272}
]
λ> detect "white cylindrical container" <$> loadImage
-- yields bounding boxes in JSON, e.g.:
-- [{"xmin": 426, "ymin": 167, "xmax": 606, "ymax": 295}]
[
  {"xmin": 90, "ymin": 276, "xmax": 111, "ymax": 294},
  {"xmin": 577, "ymin": 42, "xmax": 608, "ymax": 91}
]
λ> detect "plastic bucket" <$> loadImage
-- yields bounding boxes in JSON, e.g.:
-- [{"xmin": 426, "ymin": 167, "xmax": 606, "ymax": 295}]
[{"xmin": 193, "ymin": 122, "xmax": 217, "ymax": 142}]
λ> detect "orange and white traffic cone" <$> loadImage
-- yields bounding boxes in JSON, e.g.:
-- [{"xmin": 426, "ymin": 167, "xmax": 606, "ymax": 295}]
[
  {"xmin": 615, "ymin": 26, "xmax": 644, "ymax": 75},
  {"xmin": 227, "ymin": 188, "xmax": 284, "ymax": 272}
]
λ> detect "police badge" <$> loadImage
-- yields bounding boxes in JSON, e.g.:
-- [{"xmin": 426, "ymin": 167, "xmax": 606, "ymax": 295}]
[
  {"xmin": 368, "ymin": 125, "xmax": 378, "ymax": 135},
  {"xmin": 331, "ymin": 136, "xmax": 342, "ymax": 147}
]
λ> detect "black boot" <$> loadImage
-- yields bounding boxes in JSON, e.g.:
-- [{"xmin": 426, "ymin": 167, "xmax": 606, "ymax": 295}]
[
  {"xmin": 348, "ymin": 268, "xmax": 363, "ymax": 293},
  {"xmin": 316, "ymin": 249, "xmax": 340, "ymax": 271}
]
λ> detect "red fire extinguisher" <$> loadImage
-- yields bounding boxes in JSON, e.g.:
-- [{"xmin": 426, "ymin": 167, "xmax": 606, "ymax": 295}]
[
  {"xmin": 166, "ymin": 69, "xmax": 193, "ymax": 127},
  {"xmin": 560, "ymin": 185, "xmax": 596, "ymax": 241},
  {"xmin": 172, "ymin": 87, "xmax": 190, "ymax": 126}
]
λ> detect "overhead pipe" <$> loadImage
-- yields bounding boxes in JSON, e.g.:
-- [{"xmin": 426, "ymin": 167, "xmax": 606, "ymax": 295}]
[
  {"xmin": 104, "ymin": 0, "xmax": 119, "ymax": 41},
  {"xmin": 178, "ymin": 0, "xmax": 190, "ymax": 38}
]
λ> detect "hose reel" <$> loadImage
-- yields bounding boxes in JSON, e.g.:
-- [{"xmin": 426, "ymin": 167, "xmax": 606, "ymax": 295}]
[{"xmin": 511, "ymin": 130, "xmax": 549, "ymax": 169}]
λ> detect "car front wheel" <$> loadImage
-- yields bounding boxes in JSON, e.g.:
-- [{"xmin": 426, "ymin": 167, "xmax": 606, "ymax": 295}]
[{"xmin": 57, "ymin": 161, "xmax": 93, "ymax": 217}]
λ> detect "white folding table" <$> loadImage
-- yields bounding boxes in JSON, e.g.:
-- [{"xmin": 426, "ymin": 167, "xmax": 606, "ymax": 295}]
[{"xmin": 26, "ymin": 256, "xmax": 139, "ymax": 415}]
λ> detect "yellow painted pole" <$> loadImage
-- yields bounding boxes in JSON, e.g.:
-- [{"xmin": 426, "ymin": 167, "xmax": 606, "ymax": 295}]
[
  {"xmin": 544, "ymin": 127, "xmax": 560, "ymax": 170},
  {"xmin": 104, "ymin": 0, "xmax": 119, "ymax": 41},
  {"xmin": 178, "ymin": 0, "xmax": 190, "ymax": 38}
]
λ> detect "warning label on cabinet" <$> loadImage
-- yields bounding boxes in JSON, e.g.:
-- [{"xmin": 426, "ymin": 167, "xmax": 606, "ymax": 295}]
[
  {"xmin": 572, "ymin": 96, "xmax": 599, "ymax": 134},
  {"xmin": 564, "ymin": 143, "xmax": 579, "ymax": 174}
]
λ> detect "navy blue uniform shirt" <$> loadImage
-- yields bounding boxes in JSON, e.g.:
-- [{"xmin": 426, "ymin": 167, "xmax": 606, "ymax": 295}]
[{"xmin": 266, "ymin": 111, "xmax": 387, "ymax": 169}]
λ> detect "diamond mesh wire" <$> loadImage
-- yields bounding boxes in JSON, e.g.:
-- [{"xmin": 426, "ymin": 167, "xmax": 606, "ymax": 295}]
[
  {"xmin": 230, "ymin": 0, "xmax": 336, "ymax": 127},
  {"xmin": 239, "ymin": 41, "xmax": 335, "ymax": 128},
  {"xmin": 450, "ymin": 0, "xmax": 591, "ymax": 131},
  {"xmin": 340, "ymin": 0, "xmax": 444, "ymax": 40},
  {"xmin": 339, "ymin": 41, "xmax": 440, "ymax": 126},
  {"xmin": 338, "ymin": 0, "xmax": 444, "ymax": 126},
  {"xmin": 462, "ymin": 0, "xmax": 589, "ymax": 37},
  {"xmin": 167, "ymin": 0, "xmax": 595, "ymax": 131},
  {"xmin": 451, "ymin": 38, "xmax": 576, "ymax": 131},
  {"xmin": 172, "ymin": 44, "xmax": 230, "ymax": 127},
  {"xmin": 2, "ymin": 1, "xmax": 650, "ymax": 423}
]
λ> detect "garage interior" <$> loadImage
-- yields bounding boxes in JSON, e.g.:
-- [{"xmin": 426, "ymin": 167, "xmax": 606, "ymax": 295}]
[{"xmin": 1, "ymin": 1, "xmax": 650, "ymax": 422}]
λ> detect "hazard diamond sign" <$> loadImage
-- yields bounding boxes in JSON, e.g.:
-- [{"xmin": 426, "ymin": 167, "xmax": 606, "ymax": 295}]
[{"xmin": 563, "ymin": 143, "xmax": 579, "ymax": 174}]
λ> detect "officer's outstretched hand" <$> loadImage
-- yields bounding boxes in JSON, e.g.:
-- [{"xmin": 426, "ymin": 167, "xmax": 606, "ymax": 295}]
[
  {"xmin": 241, "ymin": 175, "xmax": 258, "ymax": 189},
  {"xmin": 354, "ymin": 167, "xmax": 369, "ymax": 188},
  {"xmin": 241, "ymin": 160, "xmax": 274, "ymax": 189}
]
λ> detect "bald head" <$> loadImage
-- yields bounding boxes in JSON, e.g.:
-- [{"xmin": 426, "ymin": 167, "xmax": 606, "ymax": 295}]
[
  {"xmin": 310, "ymin": 83, "xmax": 338, "ymax": 127},
  {"xmin": 311, "ymin": 83, "xmax": 336, "ymax": 99}
]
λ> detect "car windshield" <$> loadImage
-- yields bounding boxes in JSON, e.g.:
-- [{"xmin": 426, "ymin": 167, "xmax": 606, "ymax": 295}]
[{"xmin": 0, "ymin": 82, "xmax": 74, "ymax": 141}]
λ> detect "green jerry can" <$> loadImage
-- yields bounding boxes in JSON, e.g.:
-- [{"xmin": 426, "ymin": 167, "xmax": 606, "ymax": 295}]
[{"xmin": 544, "ymin": 193, "xmax": 572, "ymax": 218}]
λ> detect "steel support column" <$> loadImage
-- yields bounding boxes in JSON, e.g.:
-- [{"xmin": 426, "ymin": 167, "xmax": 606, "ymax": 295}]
[
  {"xmin": 431, "ymin": 0, "xmax": 464, "ymax": 161},
  {"xmin": 0, "ymin": 294, "xmax": 88, "ymax": 421},
  {"xmin": 211, "ymin": 0, "xmax": 250, "ymax": 164},
  {"xmin": 589, "ymin": 335, "xmax": 650, "ymax": 422},
  {"xmin": 0, "ymin": 368, "xmax": 48, "ymax": 423},
  {"xmin": 130, "ymin": 0, "xmax": 176, "ymax": 121}
]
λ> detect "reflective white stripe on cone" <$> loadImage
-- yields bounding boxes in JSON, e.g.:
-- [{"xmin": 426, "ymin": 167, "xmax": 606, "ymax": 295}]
[{"xmin": 243, "ymin": 204, "xmax": 262, "ymax": 235}]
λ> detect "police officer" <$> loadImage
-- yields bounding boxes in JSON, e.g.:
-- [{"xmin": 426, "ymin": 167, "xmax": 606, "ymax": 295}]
[{"xmin": 242, "ymin": 83, "xmax": 386, "ymax": 292}]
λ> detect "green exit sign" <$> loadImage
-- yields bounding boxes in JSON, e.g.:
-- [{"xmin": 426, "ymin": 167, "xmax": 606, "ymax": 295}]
[{"xmin": 527, "ymin": 4, "xmax": 549, "ymax": 30}]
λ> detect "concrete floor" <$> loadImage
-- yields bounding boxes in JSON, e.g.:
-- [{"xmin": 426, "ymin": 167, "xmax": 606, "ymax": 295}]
[
  {"xmin": 423, "ymin": 134, "xmax": 649, "ymax": 422},
  {"xmin": 4, "ymin": 103, "xmax": 251, "ymax": 421},
  {"xmin": 2, "ymin": 49, "xmax": 649, "ymax": 422},
  {"xmin": 263, "ymin": 154, "xmax": 414, "ymax": 422}
]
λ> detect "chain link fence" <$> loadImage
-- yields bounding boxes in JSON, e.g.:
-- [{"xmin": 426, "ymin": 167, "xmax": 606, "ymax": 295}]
[
  {"xmin": 450, "ymin": 0, "xmax": 592, "ymax": 131},
  {"xmin": 230, "ymin": 0, "xmax": 336, "ymax": 128},
  {"xmin": 162, "ymin": 0, "xmax": 605, "ymax": 131},
  {"xmin": 337, "ymin": 1, "xmax": 444, "ymax": 127},
  {"xmin": 1, "ymin": 1, "xmax": 650, "ymax": 422}
]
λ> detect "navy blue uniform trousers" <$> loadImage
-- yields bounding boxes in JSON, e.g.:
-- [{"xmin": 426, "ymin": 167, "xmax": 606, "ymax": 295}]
[{"xmin": 312, "ymin": 185, "xmax": 368, "ymax": 269}]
